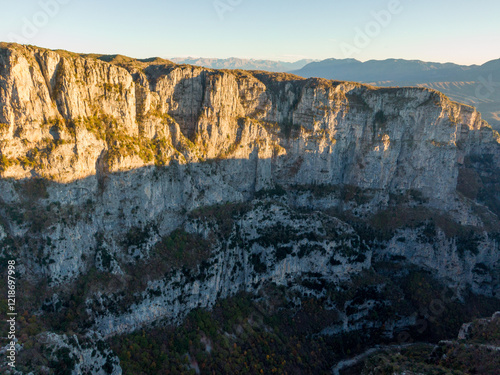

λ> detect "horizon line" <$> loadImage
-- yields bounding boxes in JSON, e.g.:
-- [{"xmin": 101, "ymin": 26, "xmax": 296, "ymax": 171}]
[{"xmin": 1, "ymin": 41, "xmax": 498, "ymax": 67}]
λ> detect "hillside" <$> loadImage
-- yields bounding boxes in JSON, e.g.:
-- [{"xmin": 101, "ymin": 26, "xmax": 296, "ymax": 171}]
[{"xmin": 0, "ymin": 43, "xmax": 499, "ymax": 374}]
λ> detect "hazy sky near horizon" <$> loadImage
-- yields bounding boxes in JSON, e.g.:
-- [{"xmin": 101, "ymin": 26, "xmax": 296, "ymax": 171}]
[{"xmin": 1, "ymin": 0, "xmax": 499, "ymax": 65}]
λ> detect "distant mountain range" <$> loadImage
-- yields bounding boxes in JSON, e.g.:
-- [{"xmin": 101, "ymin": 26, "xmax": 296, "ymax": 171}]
[
  {"xmin": 292, "ymin": 58, "xmax": 500, "ymax": 130},
  {"xmin": 170, "ymin": 57, "xmax": 316, "ymax": 72}
]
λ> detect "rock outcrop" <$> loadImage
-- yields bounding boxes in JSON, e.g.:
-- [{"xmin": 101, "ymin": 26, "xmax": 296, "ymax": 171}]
[{"xmin": 0, "ymin": 43, "xmax": 499, "ymax": 347}]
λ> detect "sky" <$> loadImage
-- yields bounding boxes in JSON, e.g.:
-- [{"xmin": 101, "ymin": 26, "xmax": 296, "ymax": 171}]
[{"xmin": 1, "ymin": 0, "xmax": 499, "ymax": 65}]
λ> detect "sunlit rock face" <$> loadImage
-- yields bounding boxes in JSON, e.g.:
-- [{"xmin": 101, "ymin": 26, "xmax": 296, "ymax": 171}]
[
  {"xmin": 1, "ymin": 44, "xmax": 495, "ymax": 189},
  {"xmin": 0, "ymin": 43, "xmax": 499, "ymax": 337}
]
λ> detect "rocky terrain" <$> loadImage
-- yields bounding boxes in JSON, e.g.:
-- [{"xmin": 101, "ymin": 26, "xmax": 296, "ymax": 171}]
[
  {"xmin": 356, "ymin": 312, "xmax": 500, "ymax": 375},
  {"xmin": 0, "ymin": 43, "xmax": 499, "ymax": 374},
  {"xmin": 293, "ymin": 58, "xmax": 500, "ymax": 131}
]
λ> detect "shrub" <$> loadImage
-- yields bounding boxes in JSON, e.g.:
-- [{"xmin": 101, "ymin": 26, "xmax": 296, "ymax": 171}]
[{"xmin": 0, "ymin": 154, "xmax": 16, "ymax": 171}]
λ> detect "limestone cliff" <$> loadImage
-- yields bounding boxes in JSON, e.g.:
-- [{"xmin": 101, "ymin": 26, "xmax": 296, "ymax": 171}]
[
  {"xmin": 1, "ymin": 43, "xmax": 497, "ymax": 195},
  {"xmin": 0, "ymin": 44, "xmax": 499, "ymax": 355}
]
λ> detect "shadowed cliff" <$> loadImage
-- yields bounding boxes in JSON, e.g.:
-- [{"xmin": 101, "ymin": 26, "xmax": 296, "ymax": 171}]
[{"xmin": 0, "ymin": 45, "xmax": 499, "ymax": 364}]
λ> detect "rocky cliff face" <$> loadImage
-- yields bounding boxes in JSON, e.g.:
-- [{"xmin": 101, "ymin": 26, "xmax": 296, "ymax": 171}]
[
  {"xmin": 0, "ymin": 44, "xmax": 499, "ymax": 369},
  {"xmin": 1, "ymin": 44, "xmax": 497, "ymax": 192}
]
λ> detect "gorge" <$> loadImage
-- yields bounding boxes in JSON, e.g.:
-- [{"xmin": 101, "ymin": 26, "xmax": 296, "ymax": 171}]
[{"xmin": 0, "ymin": 43, "xmax": 499, "ymax": 374}]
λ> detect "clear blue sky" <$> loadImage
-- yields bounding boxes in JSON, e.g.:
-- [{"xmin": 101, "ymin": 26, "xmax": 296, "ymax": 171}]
[{"xmin": 1, "ymin": 0, "xmax": 499, "ymax": 65}]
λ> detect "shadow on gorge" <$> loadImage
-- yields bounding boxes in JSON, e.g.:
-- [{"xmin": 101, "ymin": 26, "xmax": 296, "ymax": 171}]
[{"xmin": 0, "ymin": 154, "xmax": 499, "ymax": 374}]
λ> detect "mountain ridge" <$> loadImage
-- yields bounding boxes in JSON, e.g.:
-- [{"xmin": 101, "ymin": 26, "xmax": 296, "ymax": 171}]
[
  {"xmin": 0, "ymin": 43, "xmax": 499, "ymax": 374},
  {"xmin": 292, "ymin": 57, "xmax": 500, "ymax": 130},
  {"xmin": 169, "ymin": 56, "xmax": 316, "ymax": 72}
]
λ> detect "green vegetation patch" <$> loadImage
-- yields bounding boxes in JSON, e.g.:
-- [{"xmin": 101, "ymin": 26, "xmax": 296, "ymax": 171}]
[
  {"xmin": 109, "ymin": 291, "xmax": 341, "ymax": 375},
  {"xmin": 362, "ymin": 340, "xmax": 500, "ymax": 375},
  {"xmin": 72, "ymin": 114, "xmax": 177, "ymax": 166},
  {"xmin": 153, "ymin": 229, "xmax": 212, "ymax": 271},
  {"xmin": 0, "ymin": 153, "xmax": 16, "ymax": 172}
]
